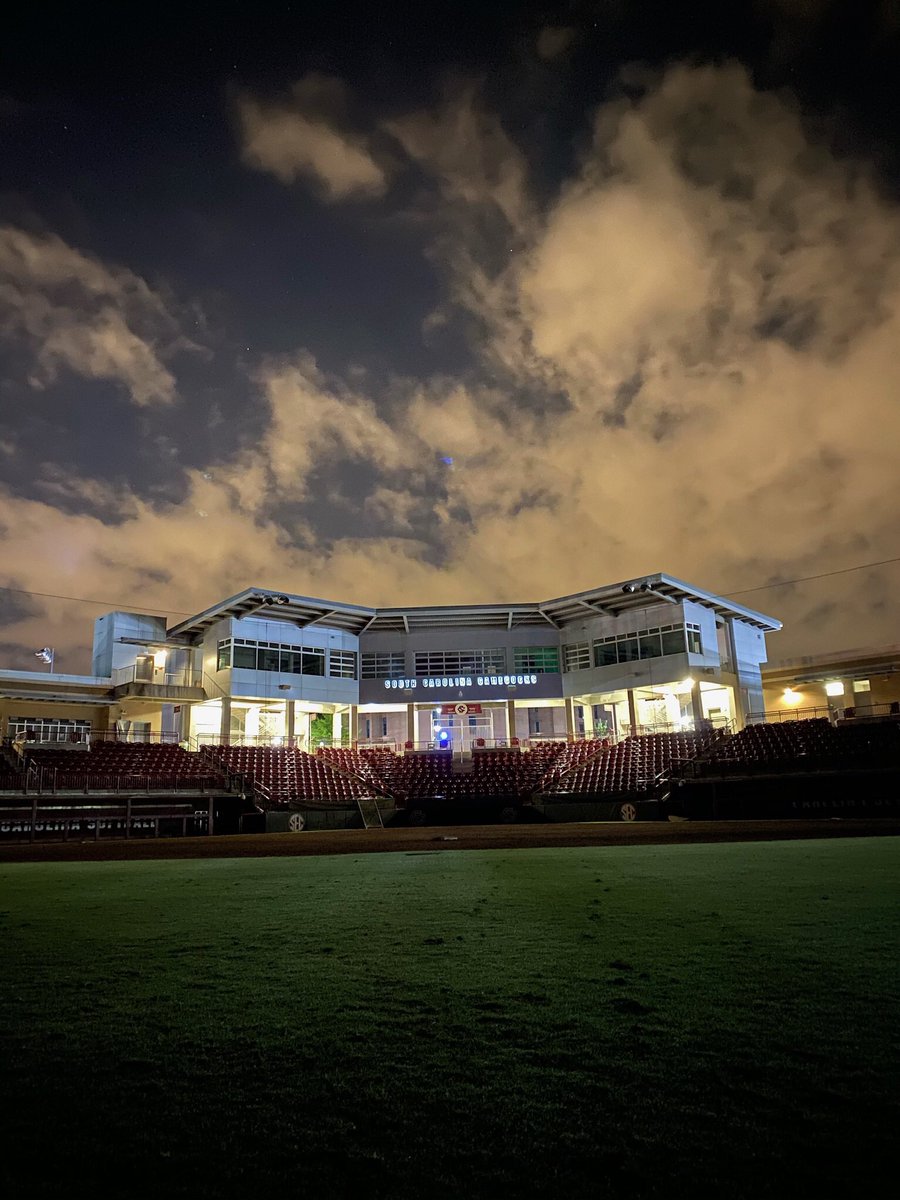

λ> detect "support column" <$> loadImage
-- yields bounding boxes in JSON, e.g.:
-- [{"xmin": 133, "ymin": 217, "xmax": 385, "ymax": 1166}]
[
  {"xmin": 505, "ymin": 699, "xmax": 516, "ymax": 742},
  {"xmin": 564, "ymin": 697, "xmax": 576, "ymax": 740},
  {"xmin": 725, "ymin": 619, "xmax": 747, "ymax": 729},
  {"xmin": 331, "ymin": 710, "xmax": 342, "ymax": 745},
  {"xmin": 179, "ymin": 702, "xmax": 193, "ymax": 745},
  {"xmin": 299, "ymin": 711, "xmax": 311, "ymax": 750},
  {"xmin": 285, "ymin": 700, "xmax": 295, "ymax": 748},
  {"xmin": 349, "ymin": 704, "xmax": 358, "ymax": 745},
  {"xmin": 219, "ymin": 698, "xmax": 231, "ymax": 744},
  {"xmin": 626, "ymin": 689, "xmax": 638, "ymax": 737},
  {"xmin": 690, "ymin": 681, "xmax": 704, "ymax": 729},
  {"xmin": 406, "ymin": 703, "xmax": 415, "ymax": 745}
]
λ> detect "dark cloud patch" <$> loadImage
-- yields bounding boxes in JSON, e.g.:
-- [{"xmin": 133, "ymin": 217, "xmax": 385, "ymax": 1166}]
[
  {"xmin": 603, "ymin": 375, "xmax": 643, "ymax": 428},
  {"xmin": 0, "ymin": 586, "xmax": 43, "ymax": 627},
  {"xmin": 755, "ymin": 303, "xmax": 820, "ymax": 350}
]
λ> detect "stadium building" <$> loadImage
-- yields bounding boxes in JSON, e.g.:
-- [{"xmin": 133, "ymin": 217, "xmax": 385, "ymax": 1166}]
[{"xmin": 1, "ymin": 573, "xmax": 781, "ymax": 748}]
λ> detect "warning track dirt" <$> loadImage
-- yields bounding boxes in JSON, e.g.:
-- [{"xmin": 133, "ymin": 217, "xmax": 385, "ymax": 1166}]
[{"xmin": 1, "ymin": 818, "xmax": 898, "ymax": 864}]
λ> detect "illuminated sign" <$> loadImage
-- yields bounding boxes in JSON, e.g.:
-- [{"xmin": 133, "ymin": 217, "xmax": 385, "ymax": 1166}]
[{"xmin": 384, "ymin": 674, "xmax": 539, "ymax": 690}]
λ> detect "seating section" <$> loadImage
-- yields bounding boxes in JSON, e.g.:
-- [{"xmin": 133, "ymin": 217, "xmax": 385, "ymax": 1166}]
[
  {"xmin": 7, "ymin": 719, "xmax": 898, "ymax": 812},
  {"xmin": 543, "ymin": 732, "xmax": 717, "ymax": 796},
  {"xmin": 698, "ymin": 718, "xmax": 900, "ymax": 773},
  {"xmin": 18, "ymin": 742, "xmax": 225, "ymax": 791},
  {"xmin": 205, "ymin": 746, "xmax": 368, "ymax": 807}
]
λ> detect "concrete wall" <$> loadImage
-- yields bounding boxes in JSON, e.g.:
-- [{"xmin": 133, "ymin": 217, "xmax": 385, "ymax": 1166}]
[
  {"xmin": 0, "ymin": 700, "xmax": 112, "ymax": 738},
  {"xmin": 91, "ymin": 612, "xmax": 168, "ymax": 676}
]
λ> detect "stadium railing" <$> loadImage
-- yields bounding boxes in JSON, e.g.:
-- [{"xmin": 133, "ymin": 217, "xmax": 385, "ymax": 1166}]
[{"xmin": 747, "ymin": 707, "xmax": 833, "ymax": 724}]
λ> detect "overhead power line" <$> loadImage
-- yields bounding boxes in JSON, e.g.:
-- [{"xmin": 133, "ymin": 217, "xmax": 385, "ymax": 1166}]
[
  {"xmin": 0, "ymin": 553, "xmax": 897, "ymax": 616},
  {"xmin": 724, "ymin": 555, "xmax": 900, "ymax": 598},
  {"xmin": 0, "ymin": 583, "xmax": 193, "ymax": 615}
]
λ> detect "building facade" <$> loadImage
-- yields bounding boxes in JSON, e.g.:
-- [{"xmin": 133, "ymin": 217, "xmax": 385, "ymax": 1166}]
[
  {"xmin": 0, "ymin": 574, "xmax": 781, "ymax": 749},
  {"xmin": 760, "ymin": 644, "xmax": 900, "ymax": 722}
]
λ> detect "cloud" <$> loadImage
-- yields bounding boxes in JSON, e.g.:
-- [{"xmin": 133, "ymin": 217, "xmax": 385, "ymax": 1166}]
[
  {"xmin": 3, "ymin": 63, "xmax": 900, "ymax": 671},
  {"xmin": 536, "ymin": 25, "xmax": 575, "ymax": 60},
  {"xmin": 0, "ymin": 225, "xmax": 179, "ymax": 405},
  {"xmin": 235, "ymin": 75, "xmax": 387, "ymax": 200},
  {"xmin": 387, "ymin": 84, "xmax": 530, "ymax": 227}
]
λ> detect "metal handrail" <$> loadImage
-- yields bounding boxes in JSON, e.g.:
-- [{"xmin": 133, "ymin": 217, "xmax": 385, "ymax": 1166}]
[{"xmin": 747, "ymin": 707, "xmax": 832, "ymax": 724}]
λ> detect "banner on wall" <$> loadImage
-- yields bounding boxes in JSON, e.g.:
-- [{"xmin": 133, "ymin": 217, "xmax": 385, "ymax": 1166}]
[{"xmin": 441, "ymin": 703, "xmax": 483, "ymax": 716}]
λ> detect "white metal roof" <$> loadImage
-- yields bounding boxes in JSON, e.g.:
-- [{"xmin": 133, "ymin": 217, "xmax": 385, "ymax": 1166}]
[{"xmin": 165, "ymin": 574, "xmax": 781, "ymax": 640}]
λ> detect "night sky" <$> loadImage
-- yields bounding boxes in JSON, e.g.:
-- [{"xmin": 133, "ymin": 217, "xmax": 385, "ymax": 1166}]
[{"xmin": 1, "ymin": 0, "xmax": 899, "ymax": 671}]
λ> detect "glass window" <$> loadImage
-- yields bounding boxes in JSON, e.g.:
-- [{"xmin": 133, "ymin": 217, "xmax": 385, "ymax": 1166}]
[
  {"xmin": 301, "ymin": 650, "xmax": 325, "ymax": 676},
  {"xmin": 514, "ymin": 647, "xmax": 560, "ymax": 674},
  {"xmin": 279, "ymin": 649, "xmax": 301, "ymax": 674},
  {"xmin": 329, "ymin": 650, "xmax": 357, "ymax": 679},
  {"xmin": 232, "ymin": 644, "xmax": 257, "ymax": 670},
  {"xmin": 638, "ymin": 630, "xmax": 662, "ymax": 659},
  {"xmin": 852, "ymin": 679, "xmax": 871, "ymax": 693},
  {"xmin": 563, "ymin": 642, "xmax": 591, "ymax": 672},
  {"xmin": 413, "ymin": 649, "xmax": 506, "ymax": 676},
  {"xmin": 617, "ymin": 637, "xmax": 639, "ymax": 663},
  {"xmin": 258, "ymin": 646, "xmax": 280, "ymax": 673},
  {"xmin": 661, "ymin": 628, "xmax": 686, "ymax": 656},
  {"xmin": 9, "ymin": 716, "xmax": 90, "ymax": 742},
  {"xmin": 216, "ymin": 641, "xmax": 231, "ymax": 670},
  {"xmin": 594, "ymin": 639, "xmax": 618, "ymax": 667},
  {"xmin": 686, "ymin": 624, "xmax": 702, "ymax": 654},
  {"xmin": 361, "ymin": 652, "xmax": 406, "ymax": 679}
]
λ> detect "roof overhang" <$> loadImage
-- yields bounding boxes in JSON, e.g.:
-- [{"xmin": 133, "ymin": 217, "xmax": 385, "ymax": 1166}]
[
  {"xmin": 166, "ymin": 589, "xmax": 378, "ymax": 639},
  {"xmin": 165, "ymin": 574, "xmax": 781, "ymax": 641},
  {"xmin": 539, "ymin": 573, "xmax": 781, "ymax": 632}
]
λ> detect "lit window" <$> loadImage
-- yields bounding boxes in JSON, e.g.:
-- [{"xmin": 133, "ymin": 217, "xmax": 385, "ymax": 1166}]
[
  {"xmin": 824, "ymin": 681, "xmax": 844, "ymax": 697},
  {"xmin": 513, "ymin": 647, "xmax": 560, "ymax": 674},
  {"xmin": 852, "ymin": 679, "xmax": 871, "ymax": 694}
]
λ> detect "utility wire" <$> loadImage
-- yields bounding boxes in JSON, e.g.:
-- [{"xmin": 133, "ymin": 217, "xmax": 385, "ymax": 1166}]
[
  {"xmin": 0, "ymin": 553, "xmax": 898, "ymax": 614},
  {"xmin": 0, "ymin": 583, "xmax": 192, "ymax": 615},
  {"xmin": 723, "ymin": 555, "xmax": 900, "ymax": 598}
]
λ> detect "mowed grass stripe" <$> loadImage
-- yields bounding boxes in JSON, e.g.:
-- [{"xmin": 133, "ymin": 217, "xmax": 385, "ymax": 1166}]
[{"xmin": 1, "ymin": 838, "xmax": 898, "ymax": 1199}]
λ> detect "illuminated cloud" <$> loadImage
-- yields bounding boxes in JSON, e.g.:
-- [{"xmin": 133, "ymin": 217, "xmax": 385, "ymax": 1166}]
[
  {"xmin": 2, "ymin": 63, "xmax": 900, "ymax": 670},
  {"xmin": 0, "ymin": 226, "xmax": 179, "ymax": 406},
  {"xmin": 235, "ymin": 75, "xmax": 387, "ymax": 200}
]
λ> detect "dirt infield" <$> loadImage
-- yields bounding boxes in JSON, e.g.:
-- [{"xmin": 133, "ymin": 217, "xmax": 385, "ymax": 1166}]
[{"xmin": 1, "ymin": 817, "xmax": 898, "ymax": 863}]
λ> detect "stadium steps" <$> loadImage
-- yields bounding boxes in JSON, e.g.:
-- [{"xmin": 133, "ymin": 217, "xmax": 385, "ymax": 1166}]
[{"xmin": 451, "ymin": 757, "xmax": 475, "ymax": 775}]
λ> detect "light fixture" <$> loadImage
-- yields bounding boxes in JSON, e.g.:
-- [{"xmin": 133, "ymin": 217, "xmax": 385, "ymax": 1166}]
[
  {"xmin": 824, "ymin": 681, "xmax": 844, "ymax": 697},
  {"xmin": 783, "ymin": 687, "xmax": 802, "ymax": 705}
]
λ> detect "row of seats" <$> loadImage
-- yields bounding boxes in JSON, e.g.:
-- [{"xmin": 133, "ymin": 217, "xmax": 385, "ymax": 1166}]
[
  {"xmin": 205, "ymin": 746, "xmax": 369, "ymax": 806},
  {"xmin": 27, "ymin": 743, "xmax": 218, "ymax": 777},
  {"xmin": 544, "ymin": 732, "xmax": 717, "ymax": 796},
  {"xmin": 698, "ymin": 719, "xmax": 900, "ymax": 772},
  {"xmin": 12, "ymin": 743, "xmax": 226, "ymax": 793}
]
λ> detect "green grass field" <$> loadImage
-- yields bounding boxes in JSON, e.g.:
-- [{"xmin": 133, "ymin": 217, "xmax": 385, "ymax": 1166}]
[{"xmin": 2, "ymin": 838, "xmax": 898, "ymax": 1199}]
